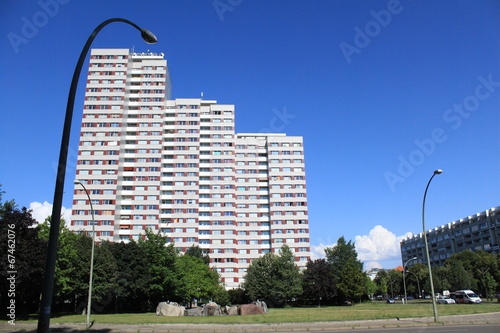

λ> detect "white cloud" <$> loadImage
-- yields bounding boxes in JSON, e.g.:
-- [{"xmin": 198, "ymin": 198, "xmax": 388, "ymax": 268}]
[
  {"xmin": 364, "ymin": 261, "xmax": 383, "ymax": 270},
  {"xmin": 29, "ymin": 201, "xmax": 71, "ymax": 224},
  {"xmin": 310, "ymin": 242, "xmax": 337, "ymax": 260},
  {"xmin": 310, "ymin": 226, "xmax": 412, "ymax": 269},
  {"xmin": 355, "ymin": 225, "xmax": 412, "ymax": 266}
]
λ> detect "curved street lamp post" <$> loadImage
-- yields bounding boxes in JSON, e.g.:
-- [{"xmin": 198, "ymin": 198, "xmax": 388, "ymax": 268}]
[
  {"xmin": 422, "ymin": 169, "xmax": 442, "ymax": 322},
  {"xmin": 402, "ymin": 256, "xmax": 417, "ymax": 304},
  {"xmin": 406, "ymin": 270, "xmax": 422, "ymax": 299},
  {"xmin": 37, "ymin": 18, "xmax": 157, "ymax": 333},
  {"xmin": 74, "ymin": 181, "xmax": 95, "ymax": 329}
]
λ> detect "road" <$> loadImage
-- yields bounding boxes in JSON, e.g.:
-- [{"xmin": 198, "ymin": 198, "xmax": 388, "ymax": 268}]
[
  {"xmin": 2, "ymin": 312, "xmax": 500, "ymax": 333},
  {"xmin": 303, "ymin": 324, "xmax": 500, "ymax": 333}
]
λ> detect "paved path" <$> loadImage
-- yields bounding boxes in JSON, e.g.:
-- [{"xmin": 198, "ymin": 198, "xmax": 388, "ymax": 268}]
[{"xmin": 2, "ymin": 312, "xmax": 500, "ymax": 332}]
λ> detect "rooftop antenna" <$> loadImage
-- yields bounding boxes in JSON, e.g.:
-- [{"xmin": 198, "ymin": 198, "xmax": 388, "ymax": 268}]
[{"xmin": 201, "ymin": 92, "xmax": 204, "ymax": 99}]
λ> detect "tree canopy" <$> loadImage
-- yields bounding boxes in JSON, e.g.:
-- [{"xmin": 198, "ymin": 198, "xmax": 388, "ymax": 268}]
[
  {"xmin": 243, "ymin": 245, "xmax": 302, "ymax": 307},
  {"xmin": 302, "ymin": 258, "xmax": 336, "ymax": 305},
  {"xmin": 2, "ymin": 185, "xmax": 499, "ymax": 315},
  {"xmin": 185, "ymin": 244, "xmax": 210, "ymax": 265},
  {"xmin": 175, "ymin": 254, "xmax": 223, "ymax": 306},
  {"xmin": 0, "ymin": 196, "xmax": 46, "ymax": 317},
  {"xmin": 324, "ymin": 236, "xmax": 368, "ymax": 304}
]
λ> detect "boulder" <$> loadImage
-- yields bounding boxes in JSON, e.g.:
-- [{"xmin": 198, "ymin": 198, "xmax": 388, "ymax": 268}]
[
  {"xmin": 202, "ymin": 302, "xmax": 222, "ymax": 316},
  {"xmin": 227, "ymin": 305, "xmax": 239, "ymax": 316},
  {"xmin": 238, "ymin": 304, "xmax": 264, "ymax": 315},
  {"xmin": 253, "ymin": 300, "xmax": 268, "ymax": 313},
  {"xmin": 185, "ymin": 307, "xmax": 202, "ymax": 316},
  {"xmin": 156, "ymin": 302, "xmax": 185, "ymax": 316}
]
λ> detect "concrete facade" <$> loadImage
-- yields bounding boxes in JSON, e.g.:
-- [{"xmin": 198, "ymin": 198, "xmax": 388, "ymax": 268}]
[
  {"xmin": 69, "ymin": 49, "xmax": 311, "ymax": 288},
  {"xmin": 400, "ymin": 206, "xmax": 500, "ymax": 267}
]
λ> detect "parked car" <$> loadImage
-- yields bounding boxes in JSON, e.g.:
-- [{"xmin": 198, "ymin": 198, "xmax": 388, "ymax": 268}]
[{"xmin": 437, "ymin": 297, "xmax": 456, "ymax": 304}]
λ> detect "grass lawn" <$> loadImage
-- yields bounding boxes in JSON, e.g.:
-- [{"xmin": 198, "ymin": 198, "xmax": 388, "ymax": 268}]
[{"xmin": 16, "ymin": 301, "xmax": 500, "ymax": 325}]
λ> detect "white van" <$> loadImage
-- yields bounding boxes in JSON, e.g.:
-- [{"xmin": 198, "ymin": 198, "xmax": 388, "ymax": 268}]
[{"xmin": 451, "ymin": 290, "xmax": 482, "ymax": 304}]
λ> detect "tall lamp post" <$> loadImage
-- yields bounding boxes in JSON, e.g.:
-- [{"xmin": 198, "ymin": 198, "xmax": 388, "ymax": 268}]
[
  {"xmin": 74, "ymin": 181, "xmax": 95, "ymax": 329},
  {"xmin": 403, "ymin": 257, "xmax": 417, "ymax": 304},
  {"xmin": 422, "ymin": 169, "xmax": 442, "ymax": 322},
  {"xmin": 407, "ymin": 270, "xmax": 422, "ymax": 299},
  {"xmin": 37, "ymin": 19, "xmax": 157, "ymax": 333}
]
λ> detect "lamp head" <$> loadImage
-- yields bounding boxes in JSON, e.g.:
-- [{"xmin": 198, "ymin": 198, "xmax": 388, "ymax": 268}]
[
  {"xmin": 412, "ymin": 257, "xmax": 418, "ymax": 260},
  {"xmin": 141, "ymin": 29, "xmax": 158, "ymax": 44},
  {"xmin": 434, "ymin": 169, "xmax": 443, "ymax": 175},
  {"xmin": 73, "ymin": 180, "xmax": 81, "ymax": 185}
]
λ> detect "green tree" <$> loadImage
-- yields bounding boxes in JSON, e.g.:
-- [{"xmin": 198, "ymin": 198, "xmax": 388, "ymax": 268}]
[
  {"xmin": 45, "ymin": 224, "xmax": 118, "ymax": 315},
  {"xmin": 386, "ymin": 269, "xmax": 402, "ymax": 299},
  {"xmin": 364, "ymin": 275, "xmax": 377, "ymax": 300},
  {"xmin": 407, "ymin": 263, "xmax": 427, "ymax": 298},
  {"xmin": 91, "ymin": 241, "xmax": 118, "ymax": 313},
  {"xmin": 448, "ymin": 250, "xmax": 478, "ymax": 269},
  {"xmin": 336, "ymin": 257, "xmax": 368, "ymax": 304},
  {"xmin": 185, "ymin": 244, "xmax": 210, "ymax": 265},
  {"xmin": 212, "ymin": 286, "xmax": 230, "ymax": 307},
  {"xmin": 0, "ymin": 199, "xmax": 46, "ymax": 318},
  {"xmin": 39, "ymin": 217, "xmax": 85, "ymax": 312},
  {"xmin": 228, "ymin": 288, "xmax": 251, "ymax": 305},
  {"xmin": 70, "ymin": 233, "xmax": 95, "ymax": 313},
  {"xmin": 374, "ymin": 270, "xmax": 389, "ymax": 297},
  {"xmin": 39, "ymin": 216, "xmax": 119, "ymax": 314},
  {"xmin": 325, "ymin": 236, "xmax": 366, "ymax": 304},
  {"xmin": 474, "ymin": 251, "xmax": 498, "ymax": 300},
  {"xmin": 479, "ymin": 273, "xmax": 497, "ymax": 301},
  {"xmin": 243, "ymin": 245, "xmax": 302, "ymax": 307},
  {"xmin": 302, "ymin": 259, "xmax": 336, "ymax": 306},
  {"xmin": 175, "ymin": 254, "xmax": 222, "ymax": 307},
  {"xmin": 444, "ymin": 250, "xmax": 498, "ymax": 299},
  {"xmin": 445, "ymin": 259, "xmax": 476, "ymax": 291},
  {"xmin": 109, "ymin": 241, "xmax": 151, "ymax": 312},
  {"xmin": 325, "ymin": 236, "xmax": 358, "ymax": 278},
  {"xmin": 432, "ymin": 265, "xmax": 450, "ymax": 293},
  {"xmin": 138, "ymin": 229, "xmax": 178, "ymax": 309}
]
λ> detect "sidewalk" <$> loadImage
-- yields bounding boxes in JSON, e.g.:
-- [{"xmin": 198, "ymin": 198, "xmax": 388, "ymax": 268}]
[{"xmin": 2, "ymin": 312, "xmax": 500, "ymax": 332}]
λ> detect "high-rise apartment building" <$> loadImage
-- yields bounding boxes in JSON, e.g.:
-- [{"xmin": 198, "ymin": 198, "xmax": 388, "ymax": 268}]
[
  {"xmin": 69, "ymin": 49, "xmax": 311, "ymax": 288},
  {"xmin": 401, "ymin": 206, "xmax": 500, "ymax": 268}
]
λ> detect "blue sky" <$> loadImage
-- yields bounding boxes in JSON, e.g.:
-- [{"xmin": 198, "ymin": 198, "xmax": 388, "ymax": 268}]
[{"xmin": 1, "ymin": 0, "xmax": 499, "ymax": 269}]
